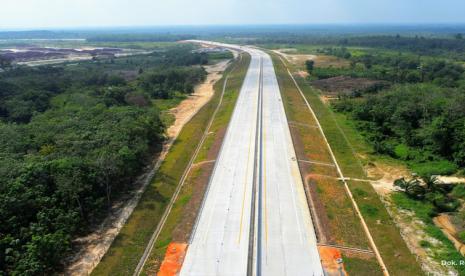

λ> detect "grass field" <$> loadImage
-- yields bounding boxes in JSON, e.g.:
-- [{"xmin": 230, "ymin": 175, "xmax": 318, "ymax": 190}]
[
  {"xmin": 92, "ymin": 53, "xmax": 250, "ymax": 275},
  {"xmin": 271, "ymin": 53, "xmax": 424, "ymax": 275}
]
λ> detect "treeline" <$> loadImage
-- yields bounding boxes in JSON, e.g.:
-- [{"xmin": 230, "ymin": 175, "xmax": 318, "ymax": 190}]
[
  {"xmin": 0, "ymin": 45, "xmax": 211, "ymax": 274},
  {"xmin": 252, "ymin": 34, "xmax": 465, "ymax": 57},
  {"xmin": 333, "ymin": 84, "xmax": 465, "ymax": 175},
  {"xmin": 312, "ymin": 47, "xmax": 465, "ymax": 87},
  {"xmin": 0, "ymin": 46, "xmax": 208, "ymax": 124},
  {"xmin": 86, "ymin": 34, "xmax": 196, "ymax": 42},
  {"xmin": 336, "ymin": 35, "xmax": 465, "ymax": 56},
  {"xmin": 140, "ymin": 67, "xmax": 206, "ymax": 98},
  {"xmin": 0, "ymin": 30, "xmax": 83, "ymax": 40}
]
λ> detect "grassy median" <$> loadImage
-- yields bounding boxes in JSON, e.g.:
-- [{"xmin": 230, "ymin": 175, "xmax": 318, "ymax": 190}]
[{"xmin": 92, "ymin": 53, "xmax": 250, "ymax": 275}]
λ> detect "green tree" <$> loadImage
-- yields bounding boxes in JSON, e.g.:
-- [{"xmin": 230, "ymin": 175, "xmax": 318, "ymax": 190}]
[{"xmin": 305, "ymin": 60, "xmax": 315, "ymax": 73}]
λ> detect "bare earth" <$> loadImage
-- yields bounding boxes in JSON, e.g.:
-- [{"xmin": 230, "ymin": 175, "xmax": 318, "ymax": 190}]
[
  {"xmin": 64, "ymin": 58, "xmax": 232, "ymax": 276},
  {"xmin": 366, "ymin": 160, "xmax": 457, "ymax": 275},
  {"xmin": 167, "ymin": 59, "xmax": 231, "ymax": 138},
  {"xmin": 387, "ymin": 205, "xmax": 455, "ymax": 275},
  {"xmin": 366, "ymin": 161, "xmax": 410, "ymax": 195},
  {"xmin": 272, "ymin": 49, "xmax": 349, "ymax": 69},
  {"xmin": 434, "ymin": 214, "xmax": 465, "ymax": 256},
  {"xmin": 272, "ymin": 49, "xmax": 316, "ymax": 67}
]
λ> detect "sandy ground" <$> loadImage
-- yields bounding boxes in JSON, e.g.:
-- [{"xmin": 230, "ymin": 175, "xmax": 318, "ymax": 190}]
[
  {"xmin": 166, "ymin": 59, "xmax": 231, "ymax": 138},
  {"xmin": 437, "ymin": 176, "xmax": 465, "ymax": 184},
  {"xmin": 64, "ymin": 57, "xmax": 233, "ymax": 276},
  {"xmin": 272, "ymin": 49, "xmax": 349, "ymax": 69},
  {"xmin": 366, "ymin": 161, "xmax": 411, "ymax": 195},
  {"xmin": 385, "ymin": 204, "xmax": 455, "ymax": 276},
  {"xmin": 272, "ymin": 49, "xmax": 316, "ymax": 67},
  {"xmin": 365, "ymin": 160, "xmax": 458, "ymax": 275},
  {"xmin": 434, "ymin": 214, "xmax": 465, "ymax": 256}
]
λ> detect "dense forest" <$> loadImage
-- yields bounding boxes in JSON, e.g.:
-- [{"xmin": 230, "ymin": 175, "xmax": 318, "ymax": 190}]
[
  {"xmin": 0, "ymin": 45, "xmax": 211, "ymax": 275},
  {"xmin": 317, "ymin": 42, "xmax": 465, "ymax": 176},
  {"xmin": 333, "ymin": 84, "xmax": 465, "ymax": 175},
  {"xmin": 312, "ymin": 47, "xmax": 465, "ymax": 87}
]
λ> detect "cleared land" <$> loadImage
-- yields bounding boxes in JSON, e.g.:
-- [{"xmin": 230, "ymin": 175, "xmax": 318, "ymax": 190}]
[
  {"xmin": 166, "ymin": 58, "xmax": 234, "ymax": 138},
  {"xmin": 312, "ymin": 76, "xmax": 389, "ymax": 97}
]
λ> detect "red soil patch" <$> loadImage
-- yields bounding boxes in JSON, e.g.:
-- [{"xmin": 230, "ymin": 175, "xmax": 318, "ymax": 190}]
[
  {"xmin": 318, "ymin": 245, "xmax": 347, "ymax": 276},
  {"xmin": 157, "ymin": 243, "xmax": 188, "ymax": 276}
]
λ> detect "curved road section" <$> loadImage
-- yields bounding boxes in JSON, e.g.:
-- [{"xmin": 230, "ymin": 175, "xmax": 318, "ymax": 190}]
[{"xmin": 180, "ymin": 42, "xmax": 323, "ymax": 276}]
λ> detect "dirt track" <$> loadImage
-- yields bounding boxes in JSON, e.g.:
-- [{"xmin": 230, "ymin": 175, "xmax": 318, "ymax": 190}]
[{"xmin": 167, "ymin": 59, "xmax": 231, "ymax": 139}]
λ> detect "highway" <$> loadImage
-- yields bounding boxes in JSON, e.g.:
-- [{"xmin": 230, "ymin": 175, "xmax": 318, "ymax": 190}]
[{"xmin": 180, "ymin": 42, "xmax": 323, "ymax": 276}]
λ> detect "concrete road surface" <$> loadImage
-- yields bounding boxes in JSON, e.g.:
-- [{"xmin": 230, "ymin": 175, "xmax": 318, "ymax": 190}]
[{"xmin": 180, "ymin": 42, "xmax": 323, "ymax": 276}]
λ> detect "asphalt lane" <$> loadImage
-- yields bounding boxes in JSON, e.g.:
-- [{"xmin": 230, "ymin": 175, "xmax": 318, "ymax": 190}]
[{"xmin": 180, "ymin": 42, "xmax": 323, "ymax": 276}]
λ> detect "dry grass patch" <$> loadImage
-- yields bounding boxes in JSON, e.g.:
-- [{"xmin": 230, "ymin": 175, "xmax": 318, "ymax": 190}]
[
  {"xmin": 308, "ymin": 175, "xmax": 369, "ymax": 248},
  {"xmin": 314, "ymin": 55, "xmax": 350, "ymax": 68}
]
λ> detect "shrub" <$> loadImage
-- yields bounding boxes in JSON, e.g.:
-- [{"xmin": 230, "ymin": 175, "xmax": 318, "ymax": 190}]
[
  {"xmin": 419, "ymin": 240, "xmax": 432, "ymax": 248},
  {"xmin": 458, "ymin": 231, "xmax": 465, "ymax": 243},
  {"xmin": 394, "ymin": 144, "xmax": 410, "ymax": 160},
  {"xmin": 451, "ymin": 184, "xmax": 465, "ymax": 199},
  {"xmin": 410, "ymin": 160, "xmax": 458, "ymax": 177}
]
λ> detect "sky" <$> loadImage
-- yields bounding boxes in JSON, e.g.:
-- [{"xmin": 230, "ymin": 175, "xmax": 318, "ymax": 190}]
[{"xmin": 1, "ymin": 0, "xmax": 465, "ymax": 29}]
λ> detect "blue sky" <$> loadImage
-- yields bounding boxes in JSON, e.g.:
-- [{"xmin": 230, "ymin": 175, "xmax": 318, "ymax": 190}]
[{"xmin": 1, "ymin": 0, "xmax": 465, "ymax": 29}]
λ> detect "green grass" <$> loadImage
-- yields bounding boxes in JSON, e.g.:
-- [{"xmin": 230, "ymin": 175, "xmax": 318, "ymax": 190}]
[
  {"xmin": 92, "ymin": 54, "xmax": 250, "ymax": 275},
  {"xmin": 451, "ymin": 184, "xmax": 465, "ymax": 199},
  {"xmin": 410, "ymin": 160, "xmax": 458, "ymax": 177},
  {"xmin": 344, "ymin": 255, "xmax": 383, "ymax": 276},
  {"xmin": 348, "ymin": 181, "xmax": 422, "ymax": 275},
  {"xmin": 271, "ymin": 53, "xmax": 423, "ymax": 275}
]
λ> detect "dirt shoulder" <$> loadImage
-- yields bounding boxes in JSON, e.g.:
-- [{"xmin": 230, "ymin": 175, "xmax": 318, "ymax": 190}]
[
  {"xmin": 64, "ymin": 58, "xmax": 233, "ymax": 276},
  {"xmin": 166, "ymin": 59, "xmax": 232, "ymax": 138}
]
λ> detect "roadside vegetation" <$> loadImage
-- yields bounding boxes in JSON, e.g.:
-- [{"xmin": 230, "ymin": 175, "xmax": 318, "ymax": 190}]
[
  {"xmin": 264, "ymin": 31, "xmax": 465, "ymax": 275},
  {"xmin": 333, "ymin": 84, "xmax": 465, "ymax": 176},
  {"xmin": 272, "ymin": 53, "xmax": 424, "ymax": 275},
  {"xmin": 93, "ymin": 52, "xmax": 249, "ymax": 275},
  {"xmin": 140, "ymin": 53, "xmax": 250, "ymax": 275},
  {"xmin": 0, "ymin": 44, "xmax": 217, "ymax": 275}
]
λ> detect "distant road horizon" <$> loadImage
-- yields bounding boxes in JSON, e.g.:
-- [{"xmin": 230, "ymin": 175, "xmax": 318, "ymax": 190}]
[{"xmin": 179, "ymin": 41, "xmax": 323, "ymax": 276}]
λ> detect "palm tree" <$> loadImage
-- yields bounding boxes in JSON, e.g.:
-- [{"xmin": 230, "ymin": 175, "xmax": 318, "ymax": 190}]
[{"xmin": 394, "ymin": 177, "xmax": 425, "ymax": 199}]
